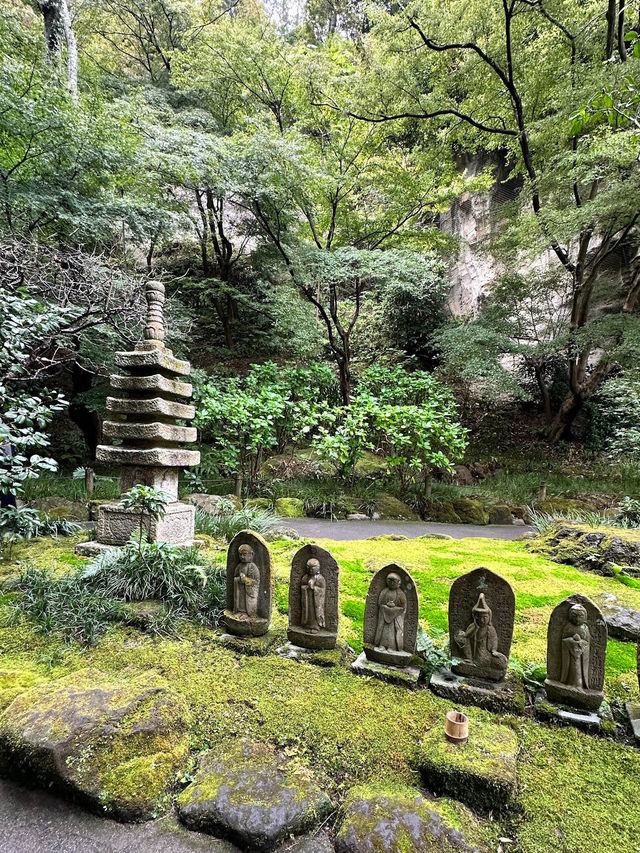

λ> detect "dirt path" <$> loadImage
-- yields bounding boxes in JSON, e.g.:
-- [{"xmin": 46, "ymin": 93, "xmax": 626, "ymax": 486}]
[{"xmin": 285, "ymin": 518, "xmax": 532, "ymax": 541}]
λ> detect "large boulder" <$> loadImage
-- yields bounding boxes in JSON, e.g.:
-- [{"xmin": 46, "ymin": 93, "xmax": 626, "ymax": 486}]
[
  {"xmin": 335, "ymin": 785, "xmax": 488, "ymax": 852},
  {"xmin": 0, "ymin": 669, "xmax": 190, "ymax": 821},
  {"xmin": 423, "ymin": 500, "xmax": 462, "ymax": 524},
  {"xmin": 488, "ymin": 504, "xmax": 514, "ymax": 525},
  {"xmin": 596, "ymin": 593, "xmax": 640, "ymax": 642},
  {"xmin": 177, "ymin": 740, "xmax": 332, "ymax": 851},
  {"xmin": 451, "ymin": 499, "xmax": 488, "ymax": 525},
  {"xmin": 372, "ymin": 493, "xmax": 419, "ymax": 521},
  {"xmin": 184, "ymin": 494, "xmax": 242, "ymax": 514}
]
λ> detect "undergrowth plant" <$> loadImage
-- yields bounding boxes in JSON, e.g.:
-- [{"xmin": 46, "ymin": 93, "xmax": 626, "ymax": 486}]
[
  {"xmin": 0, "ymin": 506, "xmax": 79, "ymax": 559},
  {"xmin": 194, "ymin": 505, "xmax": 284, "ymax": 541}
]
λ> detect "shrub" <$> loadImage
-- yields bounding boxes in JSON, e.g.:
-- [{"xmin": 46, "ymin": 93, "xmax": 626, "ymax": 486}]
[
  {"xmin": 0, "ymin": 506, "xmax": 79, "ymax": 558},
  {"xmin": 194, "ymin": 505, "xmax": 283, "ymax": 541}
]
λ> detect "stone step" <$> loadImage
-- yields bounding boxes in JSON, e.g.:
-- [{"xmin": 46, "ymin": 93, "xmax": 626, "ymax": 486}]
[
  {"xmin": 96, "ymin": 446, "xmax": 200, "ymax": 468},
  {"xmin": 110, "ymin": 373, "xmax": 192, "ymax": 398},
  {"xmin": 106, "ymin": 397, "xmax": 195, "ymax": 420},
  {"xmin": 115, "ymin": 347, "xmax": 190, "ymax": 377},
  {"xmin": 103, "ymin": 421, "xmax": 197, "ymax": 443}
]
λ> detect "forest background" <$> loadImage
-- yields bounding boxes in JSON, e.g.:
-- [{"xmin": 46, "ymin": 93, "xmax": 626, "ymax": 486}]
[{"xmin": 2, "ymin": 0, "xmax": 640, "ymax": 520}]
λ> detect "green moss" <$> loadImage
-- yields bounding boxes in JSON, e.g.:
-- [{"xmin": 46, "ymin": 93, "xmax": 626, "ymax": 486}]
[
  {"xmin": 274, "ymin": 498, "xmax": 305, "ymax": 518},
  {"xmin": 451, "ymin": 498, "xmax": 489, "ymax": 525},
  {"xmin": 518, "ymin": 723, "xmax": 640, "ymax": 853},
  {"xmin": 416, "ymin": 719, "xmax": 518, "ymax": 814},
  {"xmin": 372, "ymin": 493, "xmax": 419, "ymax": 520}
]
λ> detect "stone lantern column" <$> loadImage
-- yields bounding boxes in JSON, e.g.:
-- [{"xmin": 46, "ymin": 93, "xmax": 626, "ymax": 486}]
[{"xmin": 77, "ymin": 281, "xmax": 200, "ymax": 554}]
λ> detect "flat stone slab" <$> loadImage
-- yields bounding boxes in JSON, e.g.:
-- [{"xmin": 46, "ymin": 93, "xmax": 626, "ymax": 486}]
[
  {"xmin": 416, "ymin": 719, "xmax": 518, "ymax": 814},
  {"xmin": 335, "ymin": 785, "xmax": 489, "ymax": 852},
  {"xmin": 625, "ymin": 702, "xmax": 640, "ymax": 744},
  {"xmin": 0, "ymin": 669, "xmax": 189, "ymax": 821},
  {"xmin": 430, "ymin": 668, "xmax": 526, "ymax": 715},
  {"xmin": 103, "ymin": 421, "xmax": 197, "ymax": 443},
  {"xmin": 351, "ymin": 651, "xmax": 420, "ymax": 687},
  {"xmin": 106, "ymin": 396, "xmax": 196, "ymax": 419},
  {"xmin": 115, "ymin": 347, "xmax": 191, "ymax": 376},
  {"xmin": 177, "ymin": 740, "xmax": 332, "ymax": 851},
  {"xmin": 533, "ymin": 693, "xmax": 609, "ymax": 735},
  {"xmin": 110, "ymin": 373, "xmax": 192, "ymax": 397},
  {"xmin": 276, "ymin": 641, "xmax": 352, "ymax": 668},
  {"xmin": 96, "ymin": 446, "xmax": 200, "ymax": 468},
  {"xmin": 217, "ymin": 631, "xmax": 284, "ymax": 657}
]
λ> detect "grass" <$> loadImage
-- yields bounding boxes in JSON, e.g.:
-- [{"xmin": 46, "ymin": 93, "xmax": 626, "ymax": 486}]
[
  {"xmin": 2, "ymin": 532, "xmax": 640, "ymax": 853},
  {"xmin": 21, "ymin": 473, "xmax": 120, "ymax": 503}
]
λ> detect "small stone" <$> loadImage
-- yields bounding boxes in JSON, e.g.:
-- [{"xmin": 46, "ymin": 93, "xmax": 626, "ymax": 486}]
[
  {"xmin": 177, "ymin": 740, "xmax": 332, "ymax": 851},
  {"xmin": 335, "ymin": 785, "xmax": 488, "ymax": 852}
]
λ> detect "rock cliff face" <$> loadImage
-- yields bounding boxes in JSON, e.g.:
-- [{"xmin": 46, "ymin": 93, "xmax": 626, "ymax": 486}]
[{"xmin": 439, "ymin": 152, "xmax": 520, "ymax": 316}]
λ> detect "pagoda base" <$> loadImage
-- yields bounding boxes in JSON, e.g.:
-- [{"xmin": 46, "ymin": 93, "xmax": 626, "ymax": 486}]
[{"xmin": 90, "ymin": 501, "xmax": 195, "ymax": 547}]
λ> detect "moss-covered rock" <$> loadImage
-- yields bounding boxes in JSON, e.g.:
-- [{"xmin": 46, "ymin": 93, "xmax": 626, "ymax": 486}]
[
  {"xmin": 415, "ymin": 720, "xmax": 518, "ymax": 814},
  {"xmin": 335, "ymin": 784, "xmax": 491, "ymax": 852},
  {"xmin": 451, "ymin": 499, "xmax": 489, "ymax": 525},
  {"xmin": 275, "ymin": 831, "xmax": 334, "ymax": 853},
  {"xmin": 372, "ymin": 493, "xmax": 419, "ymax": 521},
  {"xmin": 184, "ymin": 494, "xmax": 242, "ymax": 514},
  {"xmin": 274, "ymin": 498, "xmax": 305, "ymax": 519},
  {"xmin": 529, "ymin": 522, "xmax": 640, "ymax": 576},
  {"xmin": 246, "ymin": 498, "xmax": 273, "ymax": 510},
  {"xmin": 488, "ymin": 505, "xmax": 514, "ymax": 525},
  {"xmin": 177, "ymin": 739, "xmax": 332, "ymax": 851},
  {"xmin": 423, "ymin": 500, "xmax": 462, "ymax": 523},
  {"xmin": 29, "ymin": 496, "xmax": 88, "ymax": 521},
  {"xmin": 0, "ymin": 669, "xmax": 190, "ymax": 821}
]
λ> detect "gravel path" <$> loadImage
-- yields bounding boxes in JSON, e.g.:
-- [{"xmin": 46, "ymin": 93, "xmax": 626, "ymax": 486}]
[{"xmin": 285, "ymin": 518, "xmax": 532, "ymax": 541}]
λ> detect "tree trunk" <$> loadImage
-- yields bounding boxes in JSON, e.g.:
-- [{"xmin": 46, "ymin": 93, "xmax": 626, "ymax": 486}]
[
  {"xmin": 338, "ymin": 358, "xmax": 351, "ymax": 406},
  {"xmin": 545, "ymin": 390, "xmax": 584, "ymax": 444},
  {"xmin": 234, "ymin": 469, "xmax": 243, "ymax": 500},
  {"xmin": 40, "ymin": 0, "xmax": 78, "ymax": 98}
]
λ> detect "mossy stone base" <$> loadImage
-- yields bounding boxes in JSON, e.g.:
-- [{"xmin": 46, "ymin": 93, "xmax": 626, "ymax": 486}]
[
  {"xmin": 351, "ymin": 651, "xmax": 420, "ymax": 687},
  {"xmin": 276, "ymin": 641, "xmax": 351, "ymax": 668},
  {"xmin": 222, "ymin": 611, "xmax": 270, "ymax": 638},
  {"xmin": 416, "ymin": 720, "xmax": 518, "ymax": 814},
  {"xmin": 544, "ymin": 678, "xmax": 603, "ymax": 713},
  {"xmin": 177, "ymin": 739, "xmax": 332, "ymax": 851},
  {"xmin": 534, "ymin": 692, "xmax": 608, "ymax": 734},
  {"xmin": 0, "ymin": 669, "xmax": 189, "ymax": 821},
  {"xmin": 625, "ymin": 702, "xmax": 640, "ymax": 744},
  {"xmin": 430, "ymin": 668, "xmax": 526, "ymax": 715},
  {"xmin": 287, "ymin": 626, "xmax": 337, "ymax": 650},
  {"xmin": 217, "ymin": 630, "xmax": 284, "ymax": 656},
  {"xmin": 335, "ymin": 784, "xmax": 490, "ymax": 853}
]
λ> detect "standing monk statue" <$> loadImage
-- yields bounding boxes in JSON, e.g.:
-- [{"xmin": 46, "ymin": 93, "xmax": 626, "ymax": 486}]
[
  {"xmin": 374, "ymin": 572, "xmax": 407, "ymax": 652},
  {"xmin": 300, "ymin": 558, "xmax": 326, "ymax": 634},
  {"xmin": 233, "ymin": 544, "xmax": 260, "ymax": 618},
  {"xmin": 560, "ymin": 603, "xmax": 591, "ymax": 689}
]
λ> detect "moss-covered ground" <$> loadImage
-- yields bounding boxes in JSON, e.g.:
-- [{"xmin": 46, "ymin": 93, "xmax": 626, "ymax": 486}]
[{"xmin": 1, "ymin": 533, "xmax": 640, "ymax": 852}]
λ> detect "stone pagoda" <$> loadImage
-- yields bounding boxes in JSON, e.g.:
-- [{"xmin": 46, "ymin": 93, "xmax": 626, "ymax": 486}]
[{"xmin": 77, "ymin": 281, "xmax": 200, "ymax": 554}]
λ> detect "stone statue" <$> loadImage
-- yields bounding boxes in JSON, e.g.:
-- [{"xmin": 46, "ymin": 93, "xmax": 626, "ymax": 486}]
[
  {"xmin": 224, "ymin": 531, "xmax": 274, "ymax": 637},
  {"xmin": 287, "ymin": 544, "xmax": 339, "ymax": 650},
  {"xmin": 374, "ymin": 572, "xmax": 406, "ymax": 653},
  {"xmin": 232, "ymin": 544, "xmax": 260, "ymax": 618},
  {"xmin": 300, "ymin": 558, "xmax": 326, "ymax": 633},
  {"xmin": 363, "ymin": 564, "xmax": 418, "ymax": 667},
  {"xmin": 545, "ymin": 593, "xmax": 607, "ymax": 711},
  {"xmin": 449, "ymin": 568, "xmax": 515, "ymax": 682},
  {"xmin": 560, "ymin": 603, "xmax": 591, "ymax": 689},
  {"xmin": 454, "ymin": 593, "xmax": 508, "ymax": 674}
]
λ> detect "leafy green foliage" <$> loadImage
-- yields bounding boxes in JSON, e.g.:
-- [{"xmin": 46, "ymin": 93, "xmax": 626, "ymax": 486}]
[{"xmin": 194, "ymin": 505, "xmax": 284, "ymax": 542}]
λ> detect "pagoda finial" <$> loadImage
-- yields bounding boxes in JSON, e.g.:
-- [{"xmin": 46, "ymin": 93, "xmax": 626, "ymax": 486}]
[{"xmin": 144, "ymin": 280, "xmax": 165, "ymax": 347}]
